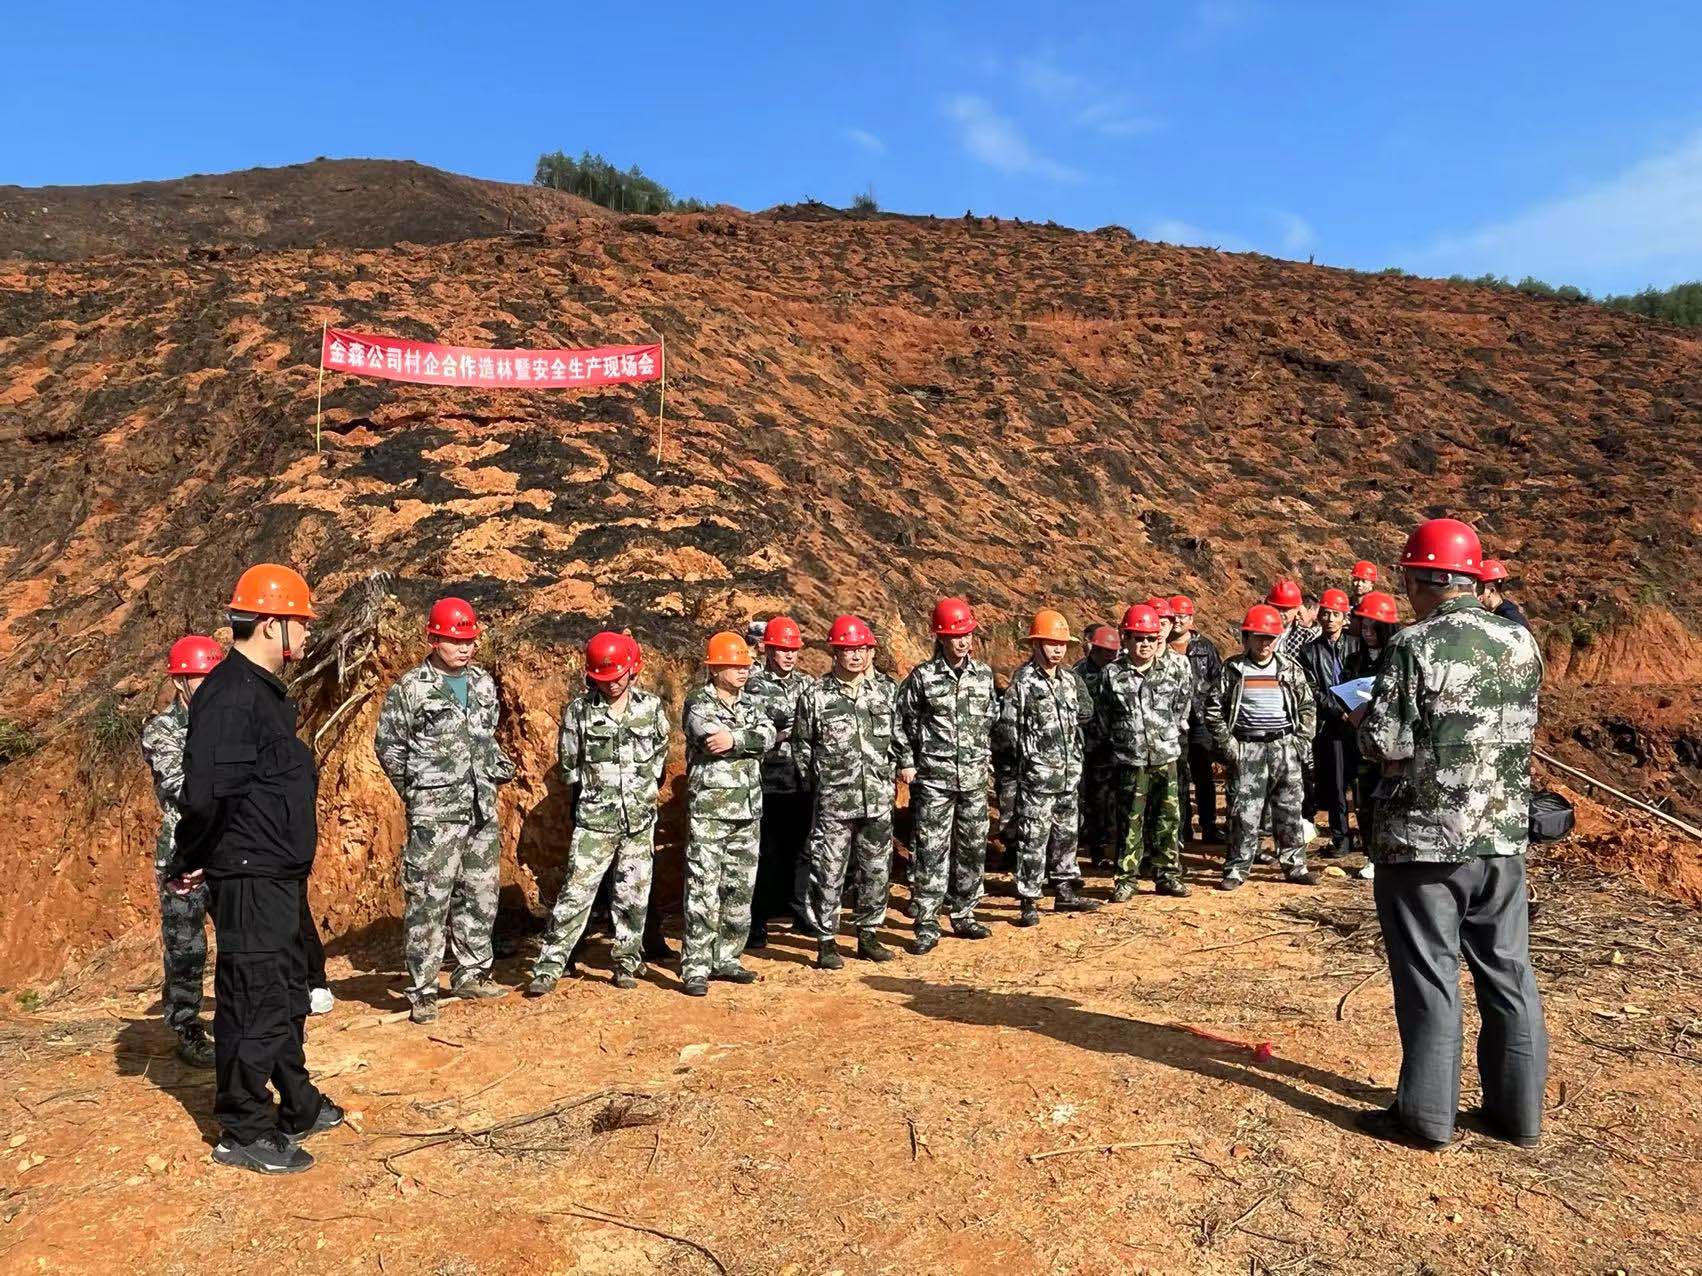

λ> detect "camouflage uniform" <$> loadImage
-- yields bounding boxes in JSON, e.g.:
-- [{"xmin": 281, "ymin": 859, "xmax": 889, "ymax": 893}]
[
  {"xmin": 681, "ymin": 684, "xmax": 777, "ymax": 980},
  {"xmin": 1206, "ymin": 653, "xmax": 1317, "ymax": 881},
  {"xmin": 376, "ymin": 661, "xmax": 515, "ymax": 1005},
  {"xmin": 1099, "ymin": 647, "xmax": 1194, "ymax": 889},
  {"xmin": 793, "ymin": 671, "xmax": 904, "ymax": 938},
  {"xmin": 140, "ymin": 702, "xmax": 209, "ymax": 1038},
  {"xmin": 992, "ymin": 660, "xmax": 1095, "ymax": 899},
  {"xmin": 896, "ymin": 651, "xmax": 997, "ymax": 932},
  {"xmin": 1357, "ymin": 594, "xmax": 1546, "ymax": 1145},
  {"xmin": 746, "ymin": 665, "xmax": 813, "ymax": 922},
  {"xmin": 534, "ymin": 689, "xmax": 671, "ymax": 979},
  {"xmin": 1073, "ymin": 652, "xmax": 1119, "ymax": 862}
]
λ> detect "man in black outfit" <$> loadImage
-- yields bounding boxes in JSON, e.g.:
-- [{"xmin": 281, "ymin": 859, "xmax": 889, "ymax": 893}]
[
  {"xmin": 1167, "ymin": 595, "xmax": 1223, "ymax": 842},
  {"xmin": 165, "ymin": 563, "xmax": 342, "ymax": 1174},
  {"xmin": 1297, "ymin": 589, "xmax": 1362, "ymax": 855}
]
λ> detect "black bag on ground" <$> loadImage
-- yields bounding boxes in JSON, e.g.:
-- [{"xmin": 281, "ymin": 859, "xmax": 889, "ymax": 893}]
[{"xmin": 1528, "ymin": 791, "xmax": 1575, "ymax": 843}]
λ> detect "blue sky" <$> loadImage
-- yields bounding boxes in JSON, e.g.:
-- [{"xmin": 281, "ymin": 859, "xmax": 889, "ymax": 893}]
[{"xmin": 8, "ymin": 1, "xmax": 1701, "ymax": 294}]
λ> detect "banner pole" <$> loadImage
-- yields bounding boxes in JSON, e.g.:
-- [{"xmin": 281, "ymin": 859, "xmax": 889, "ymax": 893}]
[
  {"xmin": 314, "ymin": 323, "xmax": 328, "ymax": 454},
  {"xmin": 655, "ymin": 334, "xmax": 667, "ymax": 467}
]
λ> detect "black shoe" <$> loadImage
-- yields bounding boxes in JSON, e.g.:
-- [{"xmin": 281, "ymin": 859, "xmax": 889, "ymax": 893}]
[
  {"xmin": 1356, "ymin": 1106, "xmax": 1453, "ymax": 1151},
  {"xmin": 175, "ymin": 1024, "xmax": 215, "ymax": 1070},
  {"xmin": 682, "ymin": 977, "xmax": 708, "ymax": 997},
  {"xmin": 910, "ymin": 930, "xmax": 939, "ymax": 956},
  {"xmin": 524, "ymin": 974, "xmax": 558, "ymax": 998},
  {"xmin": 711, "ymin": 965, "xmax": 757, "ymax": 984},
  {"xmin": 1053, "ymin": 881, "xmax": 1101, "ymax": 913},
  {"xmin": 746, "ymin": 923, "xmax": 768, "ymax": 949},
  {"xmin": 1317, "ymin": 842, "xmax": 1345, "ymax": 860},
  {"xmin": 1015, "ymin": 900, "xmax": 1041, "ymax": 927},
  {"xmin": 212, "ymin": 1132, "xmax": 314, "ymax": 1174},
  {"xmin": 1470, "ymin": 1107, "xmax": 1541, "ymax": 1149},
  {"xmin": 1284, "ymin": 868, "xmax": 1322, "ymax": 886},
  {"xmin": 816, "ymin": 940, "xmax": 844, "ymax": 971},
  {"xmin": 611, "ymin": 970, "xmax": 638, "ymax": 990},
  {"xmin": 286, "ymin": 1099, "xmax": 345, "ymax": 1143},
  {"xmin": 857, "ymin": 931, "xmax": 896, "ymax": 962},
  {"xmin": 409, "ymin": 997, "xmax": 438, "ymax": 1024},
  {"xmin": 643, "ymin": 936, "xmax": 675, "ymax": 963},
  {"xmin": 902, "ymin": 898, "xmax": 919, "ymax": 919},
  {"xmin": 949, "ymin": 917, "xmax": 991, "ymax": 940},
  {"xmin": 1217, "ymin": 875, "xmax": 1245, "ymax": 892},
  {"xmin": 1156, "ymin": 878, "xmax": 1191, "ymax": 898}
]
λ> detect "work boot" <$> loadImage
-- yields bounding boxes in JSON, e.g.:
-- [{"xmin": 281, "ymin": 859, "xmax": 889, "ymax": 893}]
[
  {"xmin": 949, "ymin": 916, "xmax": 990, "ymax": 940},
  {"xmin": 682, "ymin": 977, "xmax": 708, "ymax": 997},
  {"xmin": 451, "ymin": 977, "xmax": 507, "ymax": 1000},
  {"xmin": 746, "ymin": 920, "xmax": 768, "ymax": 949},
  {"xmin": 1053, "ymin": 880, "xmax": 1101, "ymax": 912},
  {"xmin": 175, "ymin": 1023, "xmax": 216, "ymax": 1070},
  {"xmin": 1156, "ymin": 878, "xmax": 1191, "ymax": 898},
  {"xmin": 910, "ymin": 929, "xmax": 939, "ymax": 957},
  {"xmin": 1015, "ymin": 899, "xmax": 1041, "ymax": 928},
  {"xmin": 611, "ymin": 970, "xmax": 638, "ymax": 990},
  {"xmin": 1217, "ymin": 875, "xmax": 1245, "ymax": 893},
  {"xmin": 1284, "ymin": 868, "xmax": 1322, "ymax": 887},
  {"xmin": 409, "ymin": 997, "xmax": 438, "ymax": 1025},
  {"xmin": 902, "ymin": 898, "xmax": 920, "ymax": 919},
  {"xmin": 711, "ymin": 965, "xmax": 757, "ymax": 984},
  {"xmin": 524, "ymin": 974, "xmax": 558, "ymax": 999},
  {"xmin": 212, "ymin": 1132, "xmax": 314, "ymax": 1175},
  {"xmin": 286, "ymin": 1098, "xmax": 345, "ymax": 1144},
  {"xmin": 815, "ymin": 939, "xmax": 845, "ymax": 971},
  {"xmin": 857, "ymin": 930, "xmax": 896, "ymax": 963},
  {"xmin": 1110, "ymin": 878, "xmax": 1139, "ymax": 904}
]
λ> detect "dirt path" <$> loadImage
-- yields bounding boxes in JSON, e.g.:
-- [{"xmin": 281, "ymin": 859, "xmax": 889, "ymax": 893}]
[{"xmin": 3, "ymin": 854, "xmax": 1700, "ymax": 1275}]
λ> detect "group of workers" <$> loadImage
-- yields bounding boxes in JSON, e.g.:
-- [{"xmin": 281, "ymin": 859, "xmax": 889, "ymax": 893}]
[{"xmin": 143, "ymin": 518, "xmax": 1545, "ymax": 1173}]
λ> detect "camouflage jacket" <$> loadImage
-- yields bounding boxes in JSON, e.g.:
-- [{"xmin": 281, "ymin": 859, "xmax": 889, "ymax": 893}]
[
  {"xmin": 896, "ymin": 652, "xmax": 998, "ymax": 792},
  {"xmin": 1358, "ymin": 595, "xmax": 1542, "ymax": 864},
  {"xmin": 1205, "ymin": 653, "xmax": 1317, "ymax": 755},
  {"xmin": 683, "ymin": 684, "xmax": 778, "ymax": 822},
  {"xmin": 1098, "ymin": 647, "xmax": 1195, "ymax": 768},
  {"xmin": 1073, "ymin": 653, "xmax": 1118, "ymax": 758},
  {"xmin": 745, "ymin": 665, "xmax": 810, "ymax": 794},
  {"xmin": 792, "ymin": 670, "xmax": 904, "ymax": 820},
  {"xmin": 141, "ymin": 701, "xmax": 189, "ymax": 871},
  {"xmin": 992, "ymin": 660, "xmax": 1095, "ymax": 795},
  {"xmin": 375, "ymin": 661, "xmax": 515, "ymax": 825},
  {"xmin": 559, "ymin": 688, "xmax": 671, "ymax": 834}
]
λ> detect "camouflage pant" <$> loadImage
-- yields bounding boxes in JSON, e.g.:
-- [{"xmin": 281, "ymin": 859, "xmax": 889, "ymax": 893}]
[
  {"xmin": 1224, "ymin": 736, "xmax": 1309, "ymax": 879},
  {"xmin": 1114, "ymin": 762, "xmax": 1182, "ymax": 887},
  {"xmin": 535, "ymin": 824, "xmax": 655, "ymax": 978},
  {"xmin": 682, "ymin": 817, "xmax": 760, "ymax": 980},
  {"xmin": 400, "ymin": 818, "xmax": 499, "ymax": 1004},
  {"xmin": 909, "ymin": 784, "xmax": 989, "ymax": 929},
  {"xmin": 155, "ymin": 870, "xmax": 209, "ymax": 1035},
  {"xmin": 1078, "ymin": 754, "xmax": 1118, "ymax": 859},
  {"xmin": 807, "ymin": 813, "xmax": 893, "ymax": 937},
  {"xmin": 994, "ymin": 771, "xmax": 1018, "ymax": 850},
  {"xmin": 1012, "ymin": 786, "xmax": 1082, "ymax": 900}
]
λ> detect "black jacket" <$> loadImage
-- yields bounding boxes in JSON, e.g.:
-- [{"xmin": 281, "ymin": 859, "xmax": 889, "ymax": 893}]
[
  {"xmin": 167, "ymin": 649, "xmax": 318, "ymax": 881},
  {"xmin": 1296, "ymin": 632, "xmax": 1362, "ymax": 735},
  {"xmin": 1179, "ymin": 634, "xmax": 1223, "ymax": 745},
  {"xmin": 1494, "ymin": 598, "xmax": 1530, "ymax": 630}
]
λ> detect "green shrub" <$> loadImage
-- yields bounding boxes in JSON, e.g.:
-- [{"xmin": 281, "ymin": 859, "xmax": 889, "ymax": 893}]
[
  {"xmin": 0, "ymin": 718, "xmax": 41, "ymax": 766},
  {"xmin": 851, "ymin": 187, "xmax": 878, "ymax": 213}
]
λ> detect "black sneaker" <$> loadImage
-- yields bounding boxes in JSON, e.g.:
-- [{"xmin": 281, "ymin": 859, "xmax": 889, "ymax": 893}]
[
  {"xmin": 1470, "ymin": 1107, "xmax": 1541, "ymax": 1149},
  {"xmin": 1356, "ymin": 1106, "xmax": 1453, "ymax": 1151},
  {"xmin": 524, "ymin": 974, "xmax": 558, "ymax": 998},
  {"xmin": 949, "ymin": 916, "xmax": 991, "ymax": 940},
  {"xmin": 856, "ymin": 931, "xmax": 896, "ymax": 963},
  {"xmin": 212, "ymin": 1132, "xmax": 314, "ymax": 1175},
  {"xmin": 175, "ymin": 1024, "xmax": 215, "ymax": 1070},
  {"xmin": 286, "ymin": 1099, "xmax": 345, "ymax": 1143},
  {"xmin": 910, "ymin": 930, "xmax": 939, "ymax": 956},
  {"xmin": 710, "ymin": 965, "xmax": 757, "ymax": 984},
  {"xmin": 1015, "ymin": 900, "xmax": 1041, "ymax": 928},
  {"xmin": 681, "ymin": 977, "xmax": 708, "ymax": 997}
]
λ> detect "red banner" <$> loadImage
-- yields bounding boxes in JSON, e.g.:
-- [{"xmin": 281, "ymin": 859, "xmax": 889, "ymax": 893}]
[{"xmin": 320, "ymin": 328, "xmax": 661, "ymax": 390}]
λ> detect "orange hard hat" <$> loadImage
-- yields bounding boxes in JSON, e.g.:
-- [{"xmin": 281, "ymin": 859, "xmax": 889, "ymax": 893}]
[
  {"xmin": 763, "ymin": 616, "xmax": 803, "ymax": 650},
  {"xmin": 167, "ymin": 635, "xmax": 223, "ymax": 676},
  {"xmin": 1354, "ymin": 591, "xmax": 1400, "ymax": 624},
  {"xmin": 704, "ymin": 630, "xmax": 752, "ymax": 667},
  {"xmin": 1242, "ymin": 605, "xmax": 1285, "ymax": 637},
  {"xmin": 586, "ymin": 631, "xmax": 638, "ymax": 683},
  {"xmin": 1319, "ymin": 588, "xmax": 1351, "ymax": 614},
  {"xmin": 1398, "ymin": 518, "xmax": 1482, "ymax": 577},
  {"xmin": 229, "ymin": 564, "xmax": 316, "ymax": 619},
  {"xmin": 1265, "ymin": 579, "xmax": 1303, "ymax": 609},
  {"xmin": 427, "ymin": 597, "xmax": 480, "ymax": 640},
  {"xmin": 1027, "ymin": 609, "xmax": 1073, "ymax": 643}
]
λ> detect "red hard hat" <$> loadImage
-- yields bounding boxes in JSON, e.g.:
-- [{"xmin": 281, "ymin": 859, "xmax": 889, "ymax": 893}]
[
  {"xmin": 1169, "ymin": 595, "xmax": 1195, "ymax": 617},
  {"xmin": 931, "ymin": 597, "xmax": 978, "ymax": 637},
  {"xmin": 828, "ymin": 614, "xmax": 875, "ymax": 648},
  {"xmin": 1144, "ymin": 595, "xmax": 1175, "ymax": 619},
  {"xmin": 585, "ymin": 630, "xmax": 638, "ymax": 683},
  {"xmin": 1398, "ymin": 518, "xmax": 1482, "ymax": 577},
  {"xmin": 1354, "ymin": 591, "xmax": 1400, "ymax": 624},
  {"xmin": 1352, "ymin": 560, "xmax": 1379, "ymax": 582},
  {"xmin": 167, "ymin": 635, "xmax": 223, "ymax": 676},
  {"xmin": 1478, "ymin": 559, "xmax": 1510, "ymax": 583},
  {"xmin": 1242, "ymin": 604, "xmax": 1285, "ymax": 637},
  {"xmin": 762, "ymin": 616, "xmax": 803, "ymax": 651},
  {"xmin": 1319, "ymin": 588, "xmax": 1351, "ymax": 614},
  {"xmin": 1088, "ymin": 624, "xmax": 1121, "ymax": 652},
  {"xmin": 1120, "ymin": 604, "xmax": 1163, "ymax": 637},
  {"xmin": 1265, "ymin": 579, "xmax": 1303, "ymax": 609},
  {"xmin": 426, "ymin": 596, "xmax": 480, "ymax": 640}
]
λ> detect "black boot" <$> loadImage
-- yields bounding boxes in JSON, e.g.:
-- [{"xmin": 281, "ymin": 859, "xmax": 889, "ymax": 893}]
[
  {"xmin": 949, "ymin": 915, "xmax": 991, "ymax": 940},
  {"xmin": 1053, "ymin": 880, "xmax": 1101, "ymax": 912},
  {"xmin": 746, "ymin": 920, "xmax": 768, "ymax": 950},
  {"xmin": 816, "ymin": 939, "xmax": 844, "ymax": 971},
  {"xmin": 857, "ymin": 930, "xmax": 896, "ymax": 962},
  {"xmin": 910, "ymin": 928, "xmax": 939, "ymax": 956},
  {"xmin": 1015, "ymin": 899, "xmax": 1040, "ymax": 927},
  {"xmin": 175, "ymin": 1022, "xmax": 215, "ymax": 1070}
]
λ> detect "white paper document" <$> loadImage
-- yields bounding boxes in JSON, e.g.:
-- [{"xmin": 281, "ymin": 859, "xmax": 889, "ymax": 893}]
[{"xmin": 1329, "ymin": 676, "xmax": 1376, "ymax": 710}]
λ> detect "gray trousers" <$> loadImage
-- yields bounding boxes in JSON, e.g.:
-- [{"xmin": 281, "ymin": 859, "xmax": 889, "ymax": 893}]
[{"xmin": 1373, "ymin": 856, "xmax": 1548, "ymax": 1144}]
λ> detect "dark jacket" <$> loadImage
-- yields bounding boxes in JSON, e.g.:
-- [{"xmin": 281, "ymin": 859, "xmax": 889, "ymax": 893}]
[
  {"xmin": 1296, "ymin": 632, "xmax": 1362, "ymax": 735},
  {"xmin": 1178, "ymin": 634, "xmax": 1223, "ymax": 745},
  {"xmin": 1494, "ymin": 598, "xmax": 1530, "ymax": 630},
  {"xmin": 167, "ymin": 649, "xmax": 318, "ymax": 881}
]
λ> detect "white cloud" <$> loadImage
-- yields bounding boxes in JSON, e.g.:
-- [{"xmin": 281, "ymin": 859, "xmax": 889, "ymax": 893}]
[
  {"xmin": 1014, "ymin": 57, "xmax": 1163, "ymax": 140},
  {"xmin": 944, "ymin": 94, "xmax": 1083, "ymax": 182},
  {"xmin": 843, "ymin": 128, "xmax": 886, "ymax": 156},
  {"xmin": 1422, "ymin": 130, "xmax": 1702, "ymax": 289},
  {"xmin": 1192, "ymin": 0, "xmax": 1251, "ymax": 37},
  {"xmin": 1145, "ymin": 218, "xmax": 1251, "ymax": 252},
  {"xmin": 1272, "ymin": 210, "xmax": 1315, "ymax": 254},
  {"xmin": 1015, "ymin": 57, "xmax": 1087, "ymax": 101}
]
